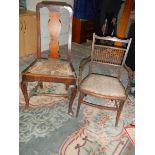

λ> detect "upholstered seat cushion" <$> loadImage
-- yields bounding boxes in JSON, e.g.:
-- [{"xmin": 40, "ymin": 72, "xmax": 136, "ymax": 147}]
[
  {"xmin": 27, "ymin": 59, "xmax": 75, "ymax": 76},
  {"xmin": 80, "ymin": 74, "xmax": 126, "ymax": 99}
]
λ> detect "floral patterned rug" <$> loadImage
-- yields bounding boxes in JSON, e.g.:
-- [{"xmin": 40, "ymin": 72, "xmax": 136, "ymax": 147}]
[
  {"xmin": 19, "ymin": 82, "xmax": 68, "ymax": 108},
  {"xmin": 19, "ymin": 82, "xmax": 135, "ymax": 155},
  {"xmin": 59, "ymin": 98, "xmax": 135, "ymax": 155}
]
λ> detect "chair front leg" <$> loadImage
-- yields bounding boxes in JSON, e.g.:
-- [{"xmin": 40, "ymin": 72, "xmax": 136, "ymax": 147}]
[
  {"xmin": 68, "ymin": 85, "xmax": 77, "ymax": 114},
  {"xmin": 115, "ymin": 100, "xmax": 125, "ymax": 127},
  {"xmin": 21, "ymin": 81, "xmax": 29, "ymax": 108},
  {"xmin": 76, "ymin": 92, "xmax": 85, "ymax": 117}
]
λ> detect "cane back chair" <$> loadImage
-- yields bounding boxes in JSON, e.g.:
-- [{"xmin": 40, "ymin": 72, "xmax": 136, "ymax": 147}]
[
  {"xmin": 21, "ymin": 1, "xmax": 77, "ymax": 113},
  {"xmin": 76, "ymin": 33, "xmax": 132, "ymax": 126}
]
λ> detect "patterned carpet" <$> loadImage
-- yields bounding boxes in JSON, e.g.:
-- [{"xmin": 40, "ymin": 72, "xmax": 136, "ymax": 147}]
[{"xmin": 19, "ymin": 43, "xmax": 135, "ymax": 155}]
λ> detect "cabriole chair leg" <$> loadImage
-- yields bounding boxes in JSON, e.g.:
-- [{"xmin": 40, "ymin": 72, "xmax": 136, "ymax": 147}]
[{"xmin": 21, "ymin": 81, "xmax": 29, "ymax": 108}]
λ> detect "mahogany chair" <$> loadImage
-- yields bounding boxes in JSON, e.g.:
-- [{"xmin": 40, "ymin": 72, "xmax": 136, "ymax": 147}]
[
  {"xmin": 76, "ymin": 33, "xmax": 132, "ymax": 126},
  {"xmin": 21, "ymin": 1, "xmax": 77, "ymax": 114}
]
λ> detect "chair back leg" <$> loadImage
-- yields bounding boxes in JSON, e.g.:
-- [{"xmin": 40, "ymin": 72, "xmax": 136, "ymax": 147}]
[{"xmin": 76, "ymin": 92, "xmax": 85, "ymax": 117}]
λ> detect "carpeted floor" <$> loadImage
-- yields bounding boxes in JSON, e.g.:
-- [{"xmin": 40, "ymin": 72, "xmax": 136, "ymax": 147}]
[{"xmin": 19, "ymin": 42, "xmax": 135, "ymax": 155}]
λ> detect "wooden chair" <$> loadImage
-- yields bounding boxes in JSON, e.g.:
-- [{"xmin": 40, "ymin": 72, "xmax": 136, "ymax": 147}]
[
  {"xmin": 21, "ymin": 1, "xmax": 77, "ymax": 114},
  {"xmin": 76, "ymin": 33, "xmax": 132, "ymax": 126}
]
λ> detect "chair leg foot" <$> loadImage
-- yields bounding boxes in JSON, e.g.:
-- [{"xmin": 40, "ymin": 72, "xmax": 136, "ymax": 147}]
[
  {"xmin": 21, "ymin": 81, "xmax": 29, "ymax": 108},
  {"xmin": 68, "ymin": 85, "xmax": 77, "ymax": 114},
  {"xmin": 76, "ymin": 92, "xmax": 85, "ymax": 117},
  {"xmin": 115, "ymin": 101, "xmax": 125, "ymax": 127}
]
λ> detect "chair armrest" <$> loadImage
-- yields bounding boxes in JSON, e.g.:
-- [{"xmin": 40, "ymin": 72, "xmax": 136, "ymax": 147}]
[
  {"xmin": 78, "ymin": 56, "xmax": 91, "ymax": 86},
  {"xmin": 123, "ymin": 64, "xmax": 134, "ymax": 96}
]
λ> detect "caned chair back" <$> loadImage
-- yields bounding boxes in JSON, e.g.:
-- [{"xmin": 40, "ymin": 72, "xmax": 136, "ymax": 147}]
[{"xmin": 89, "ymin": 33, "xmax": 132, "ymax": 74}]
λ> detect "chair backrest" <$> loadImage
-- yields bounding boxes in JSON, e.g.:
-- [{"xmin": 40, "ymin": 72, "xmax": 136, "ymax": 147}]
[
  {"xmin": 36, "ymin": 1, "xmax": 73, "ymax": 62},
  {"xmin": 89, "ymin": 33, "xmax": 132, "ymax": 74}
]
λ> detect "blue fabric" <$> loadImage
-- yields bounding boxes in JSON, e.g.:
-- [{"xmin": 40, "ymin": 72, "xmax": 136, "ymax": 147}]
[{"xmin": 73, "ymin": 0, "xmax": 98, "ymax": 20}]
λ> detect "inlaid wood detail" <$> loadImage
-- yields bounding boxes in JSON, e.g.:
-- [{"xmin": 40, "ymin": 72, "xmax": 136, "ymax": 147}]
[{"xmin": 48, "ymin": 12, "xmax": 61, "ymax": 58}]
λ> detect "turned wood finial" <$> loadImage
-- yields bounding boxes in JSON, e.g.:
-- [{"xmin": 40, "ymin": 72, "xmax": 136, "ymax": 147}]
[{"xmin": 48, "ymin": 12, "xmax": 61, "ymax": 58}]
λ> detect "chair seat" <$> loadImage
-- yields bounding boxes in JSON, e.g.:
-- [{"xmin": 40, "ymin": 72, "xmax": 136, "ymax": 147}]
[
  {"xmin": 80, "ymin": 74, "xmax": 126, "ymax": 99},
  {"xmin": 27, "ymin": 59, "xmax": 75, "ymax": 77}
]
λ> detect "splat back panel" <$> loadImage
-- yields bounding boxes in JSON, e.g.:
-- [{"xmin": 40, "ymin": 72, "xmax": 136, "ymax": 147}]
[
  {"xmin": 36, "ymin": 1, "xmax": 73, "ymax": 62},
  {"xmin": 48, "ymin": 11, "xmax": 61, "ymax": 58}
]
